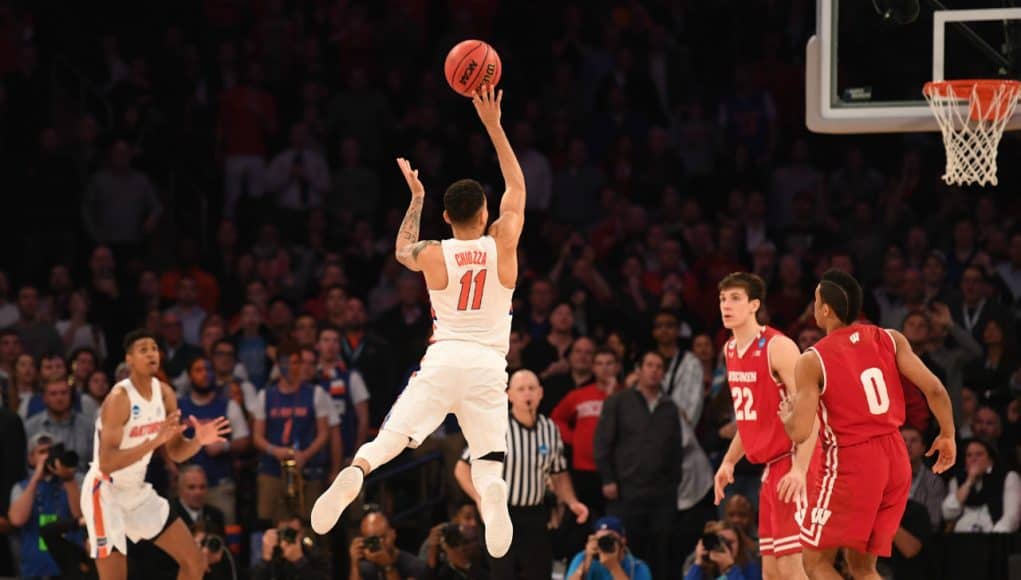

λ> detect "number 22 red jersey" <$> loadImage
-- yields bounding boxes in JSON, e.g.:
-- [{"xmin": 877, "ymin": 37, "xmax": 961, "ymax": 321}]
[
  {"xmin": 724, "ymin": 326, "xmax": 793, "ymax": 465},
  {"xmin": 809, "ymin": 324, "xmax": 906, "ymax": 448}
]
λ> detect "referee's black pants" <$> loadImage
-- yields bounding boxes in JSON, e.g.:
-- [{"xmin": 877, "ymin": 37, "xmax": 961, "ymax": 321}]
[{"xmin": 486, "ymin": 505, "xmax": 552, "ymax": 580}]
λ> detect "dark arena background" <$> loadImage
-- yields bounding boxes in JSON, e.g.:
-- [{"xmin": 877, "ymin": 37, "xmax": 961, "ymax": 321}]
[{"xmin": 0, "ymin": 1, "xmax": 1019, "ymax": 579}]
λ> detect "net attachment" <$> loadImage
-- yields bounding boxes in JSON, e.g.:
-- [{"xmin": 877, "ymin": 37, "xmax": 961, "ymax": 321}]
[{"xmin": 923, "ymin": 79, "xmax": 1020, "ymax": 187}]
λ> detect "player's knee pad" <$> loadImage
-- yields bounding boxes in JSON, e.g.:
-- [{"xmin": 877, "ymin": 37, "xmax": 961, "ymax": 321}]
[{"xmin": 354, "ymin": 429, "xmax": 409, "ymax": 472}]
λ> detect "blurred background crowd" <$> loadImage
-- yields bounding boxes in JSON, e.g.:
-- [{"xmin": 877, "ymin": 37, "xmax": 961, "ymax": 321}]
[{"xmin": 0, "ymin": 0, "xmax": 1019, "ymax": 579}]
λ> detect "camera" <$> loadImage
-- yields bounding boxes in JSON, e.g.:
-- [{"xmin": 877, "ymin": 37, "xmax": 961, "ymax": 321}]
[
  {"xmin": 441, "ymin": 523, "xmax": 464, "ymax": 548},
  {"xmin": 364, "ymin": 535, "xmax": 382, "ymax": 552},
  {"xmin": 597, "ymin": 535, "xmax": 618, "ymax": 554},
  {"xmin": 278, "ymin": 527, "xmax": 299, "ymax": 544},
  {"xmin": 201, "ymin": 535, "xmax": 224, "ymax": 553},
  {"xmin": 45, "ymin": 443, "xmax": 79, "ymax": 472},
  {"xmin": 701, "ymin": 532, "xmax": 725, "ymax": 552}
]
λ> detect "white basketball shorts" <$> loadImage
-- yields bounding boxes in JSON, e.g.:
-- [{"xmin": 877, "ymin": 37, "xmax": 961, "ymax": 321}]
[{"xmin": 81, "ymin": 470, "xmax": 171, "ymax": 558}]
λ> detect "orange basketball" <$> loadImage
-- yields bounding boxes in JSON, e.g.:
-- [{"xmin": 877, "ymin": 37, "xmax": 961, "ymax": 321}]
[{"xmin": 444, "ymin": 40, "xmax": 502, "ymax": 97}]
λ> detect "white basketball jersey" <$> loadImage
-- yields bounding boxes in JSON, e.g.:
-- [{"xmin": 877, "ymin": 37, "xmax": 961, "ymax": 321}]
[
  {"xmin": 428, "ymin": 236, "xmax": 514, "ymax": 355},
  {"xmin": 91, "ymin": 377, "xmax": 166, "ymax": 487}
]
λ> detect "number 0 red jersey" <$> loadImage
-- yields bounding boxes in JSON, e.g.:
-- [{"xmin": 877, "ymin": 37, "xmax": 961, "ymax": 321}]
[
  {"xmin": 724, "ymin": 326, "xmax": 793, "ymax": 465},
  {"xmin": 809, "ymin": 324, "xmax": 906, "ymax": 448}
]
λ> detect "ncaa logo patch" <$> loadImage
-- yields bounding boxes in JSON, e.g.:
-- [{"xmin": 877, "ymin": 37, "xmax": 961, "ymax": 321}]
[
  {"xmin": 131, "ymin": 404, "xmax": 140, "ymax": 417},
  {"xmin": 538, "ymin": 444, "xmax": 549, "ymax": 456}
]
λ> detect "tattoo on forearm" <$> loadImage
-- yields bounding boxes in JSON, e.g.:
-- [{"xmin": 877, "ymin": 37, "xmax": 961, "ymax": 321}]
[{"xmin": 398, "ymin": 197, "xmax": 424, "ymax": 245}]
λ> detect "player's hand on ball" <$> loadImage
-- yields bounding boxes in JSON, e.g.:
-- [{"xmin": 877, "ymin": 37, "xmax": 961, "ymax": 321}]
[
  {"xmin": 926, "ymin": 434, "xmax": 957, "ymax": 474},
  {"xmin": 713, "ymin": 462, "xmax": 735, "ymax": 506},
  {"xmin": 190, "ymin": 415, "xmax": 232, "ymax": 446},
  {"xmin": 472, "ymin": 84, "xmax": 502, "ymax": 128},
  {"xmin": 396, "ymin": 158, "xmax": 425, "ymax": 198},
  {"xmin": 777, "ymin": 467, "xmax": 807, "ymax": 505}
]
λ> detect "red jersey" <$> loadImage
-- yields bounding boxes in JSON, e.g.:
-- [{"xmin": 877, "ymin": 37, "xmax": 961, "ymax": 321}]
[
  {"xmin": 810, "ymin": 324, "xmax": 906, "ymax": 448},
  {"xmin": 550, "ymin": 383, "xmax": 607, "ymax": 472},
  {"xmin": 724, "ymin": 326, "xmax": 793, "ymax": 464}
]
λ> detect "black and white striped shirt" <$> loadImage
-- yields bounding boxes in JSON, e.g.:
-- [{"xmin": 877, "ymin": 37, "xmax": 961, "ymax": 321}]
[{"xmin": 461, "ymin": 412, "xmax": 567, "ymax": 507}]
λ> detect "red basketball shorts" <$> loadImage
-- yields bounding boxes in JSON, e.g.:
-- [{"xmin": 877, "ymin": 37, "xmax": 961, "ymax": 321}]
[
  {"xmin": 798, "ymin": 431, "xmax": 911, "ymax": 557},
  {"xmin": 758, "ymin": 442, "xmax": 823, "ymax": 558}
]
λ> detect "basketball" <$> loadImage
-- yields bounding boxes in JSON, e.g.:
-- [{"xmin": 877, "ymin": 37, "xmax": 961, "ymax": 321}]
[{"xmin": 444, "ymin": 40, "xmax": 502, "ymax": 97}]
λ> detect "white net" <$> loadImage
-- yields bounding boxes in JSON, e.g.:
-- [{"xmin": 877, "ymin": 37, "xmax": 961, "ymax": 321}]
[{"xmin": 923, "ymin": 80, "xmax": 1020, "ymax": 187}]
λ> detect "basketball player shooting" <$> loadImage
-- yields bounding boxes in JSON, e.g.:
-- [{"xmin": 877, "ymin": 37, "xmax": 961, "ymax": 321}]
[
  {"xmin": 82, "ymin": 329, "xmax": 232, "ymax": 580},
  {"xmin": 781, "ymin": 270, "xmax": 956, "ymax": 580},
  {"xmin": 311, "ymin": 84, "xmax": 524, "ymax": 559}
]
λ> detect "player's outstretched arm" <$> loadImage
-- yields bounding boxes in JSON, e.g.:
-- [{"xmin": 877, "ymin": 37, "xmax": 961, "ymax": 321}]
[
  {"xmin": 714, "ymin": 432, "xmax": 745, "ymax": 505},
  {"xmin": 162, "ymin": 383, "xmax": 231, "ymax": 463},
  {"xmin": 474, "ymin": 85, "xmax": 526, "ymax": 246},
  {"xmin": 97, "ymin": 388, "xmax": 184, "ymax": 475},
  {"xmin": 889, "ymin": 329, "xmax": 957, "ymax": 473},
  {"xmin": 784, "ymin": 351, "xmax": 823, "ymax": 444},
  {"xmin": 394, "ymin": 157, "xmax": 440, "ymax": 273}
]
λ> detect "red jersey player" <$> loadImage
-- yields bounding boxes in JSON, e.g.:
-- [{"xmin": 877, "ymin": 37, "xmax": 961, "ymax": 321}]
[
  {"xmin": 783, "ymin": 269, "xmax": 955, "ymax": 580},
  {"xmin": 714, "ymin": 272, "xmax": 822, "ymax": 580}
]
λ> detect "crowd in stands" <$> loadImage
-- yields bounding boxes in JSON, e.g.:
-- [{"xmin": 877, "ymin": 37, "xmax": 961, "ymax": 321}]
[{"xmin": 0, "ymin": 1, "xmax": 1019, "ymax": 578}]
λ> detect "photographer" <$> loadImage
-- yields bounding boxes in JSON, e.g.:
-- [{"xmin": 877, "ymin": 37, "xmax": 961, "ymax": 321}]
[
  {"xmin": 192, "ymin": 520, "xmax": 234, "ymax": 580},
  {"xmin": 350, "ymin": 510, "xmax": 426, "ymax": 580},
  {"xmin": 422, "ymin": 501, "xmax": 483, "ymax": 579},
  {"xmin": 22, "ymin": 377, "xmax": 93, "ymax": 475},
  {"xmin": 8, "ymin": 432, "xmax": 84, "ymax": 578},
  {"xmin": 682, "ymin": 521, "xmax": 761, "ymax": 580},
  {"xmin": 252, "ymin": 515, "xmax": 329, "ymax": 580},
  {"xmin": 566, "ymin": 516, "xmax": 651, "ymax": 580}
]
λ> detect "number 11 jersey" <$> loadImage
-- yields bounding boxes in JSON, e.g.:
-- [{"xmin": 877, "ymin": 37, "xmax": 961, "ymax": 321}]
[
  {"xmin": 429, "ymin": 236, "xmax": 515, "ymax": 356},
  {"xmin": 808, "ymin": 324, "xmax": 906, "ymax": 448},
  {"xmin": 724, "ymin": 325, "xmax": 793, "ymax": 465}
]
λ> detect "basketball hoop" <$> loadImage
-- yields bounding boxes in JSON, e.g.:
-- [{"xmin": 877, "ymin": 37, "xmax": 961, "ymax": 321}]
[{"xmin": 923, "ymin": 79, "xmax": 1021, "ymax": 187}]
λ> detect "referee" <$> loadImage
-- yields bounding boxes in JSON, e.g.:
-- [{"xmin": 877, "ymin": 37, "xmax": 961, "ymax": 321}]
[{"xmin": 455, "ymin": 369, "xmax": 589, "ymax": 579}]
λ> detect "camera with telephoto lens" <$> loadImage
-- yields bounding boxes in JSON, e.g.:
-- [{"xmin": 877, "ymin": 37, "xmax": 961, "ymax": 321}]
[
  {"xmin": 597, "ymin": 535, "xmax": 618, "ymax": 554},
  {"xmin": 441, "ymin": 523, "xmax": 465, "ymax": 548},
  {"xmin": 45, "ymin": 443, "xmax": 79, "ymax": 472}
]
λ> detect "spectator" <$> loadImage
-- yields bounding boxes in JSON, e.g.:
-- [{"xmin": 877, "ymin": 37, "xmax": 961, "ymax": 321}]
[
  {"xmin": 952, "ymin": 265, "xmax": 1013, "ymax": 345},
  {"xmin": 13, "ymin": 286, "xmax": 62, "ymax": 360},
  {"xmin": 177, "ymin": 355, "xmax": 251, "ymax": 524},
  {"xmin": 880, "ymin": 499, "xmax": 933, "ymax": 580},
  {"xmin": 160, "ymin": 310, "xmax": 202, "ymax": 382},
  {"xmin": 291, "ymin": 314, "xmax": 318, "ymax": 349},
  {"xmin": 995, "ymin": 230, "xmax": 1021, "ymax": 322},
  {"xmin": 542, "ymin": 336, "xmax": 595, "ymax": 416},
  {"xmin": 252, "ymin": 514, "xmax": 330, "ymax": 580},
  {"xmin": 55, "ymin": 290, "xmax": 107, "ymax": 360},
  {"xmin": 964, "ymin": 318, "xmax": 1018, "ymax": 407},
  {"xmin": 331, "ymin": 137, "xmax": 382, "ymax": 222},
  {"xmin": 165, "ymin": 276, "xmax": 209, "ymax": 347},
  {"xmin": 315, "ymin": 325, "xmax": 369, "ymax": 476},
  {"xmin": 252, "ymin": 343, "xmax": 330, "ymax": 523},
  {"xmin": 0, "ymin": 402, "xmax": 26, "ymax": 577},
  {"xmin": 84, "ymin": 370, "xmax": 110, "ymax": 410},
  {"xmin": 971, "ymin": 405, "xmax": 1016, "ymax": 470},
  {"xmin": 565, "ymin": 516, "xmax": 651, "ymax": 580},
  {"xmin": 265, "ymin": 122, "xmax": 330, "ymax": 239},
  {"xmin": 523, "ymin": 302, "xmax": 575, "ymax": 382},
  {"xmin": 22, "ymin": 378, "xmax": 93, "ymax": 473},
  {"xmin": 721, "ymin": 495, "xmax": 759, "ymax": 553},
  {"xmin": 8, "ymin": 432, "xmax": 83, "ymax": 578},
  {"xmin": 942, "ymin": 438, "xmax": 1021, "ymax": 533},
  {"xmin": 159, "ymin": 237, "xmax": 220, "ymax": 314},
  {"xmin": 926, "ymin": 302, "xmax": 983, "ymax": 427},
  {"xmin": 80, "ymin": 139, "xmax": 162, "ymax": 257},
  {"xmin": 209, "ymin": 338, "xmax": 258, "ymax": 416},
  {"xmin": 11, "ymin": 353, "xmax": 37, "ymax": 417},
  {"xmin": 170, "ymin": 464, "xmax": 227, "ymax": 533},
  {"xmin": 339, "ymin": 298, "xmax": 393, "ymax": 427},
  {"xmin": 873, "ymin": 254, "xmax": 907, "ymax": 328},
  {"xmin": 0, "ymin": 272, "xmax": 18, "ymax": 329},
  {"xmin": 594, "ymin": 351, "xmax": 683, "ymax": 579},
  {"xmin": 192, "ymin": 520, "xmax": 233, "ymax": 580},
  {"xmin": 233, "ymin": 302, "xmax": 275, "ymax": 389},
  {"xmin": 218, "ymin": 62, "xmax": 277, "ymax": 221},
  {"xmin": 350, "ymin": 510, "xmax": 427, "ymax": 580},
  {"xmin": 900, "ymin": 426, "xmax": 947, "ymax": 528},
  {"xmin": 795, "ymin": 325, "xmax": 822, "ymax": 352},
  {"xmin": 522, "ymin": 279, "xmax": 556, "ymax": 342},
  {"xmin": 682, "ymin": 520, "xmax": 761, "ymax": 580},
  {"xmin": 0, "ymin": 329, "xmax": 22, "ymax": 397},
  {"xmin": 552, "ymin": 347, "xmax": 622, "ymax": 515},
  {"xmin": 375, "ymin": 273, "xmax": 431, "ymax": 383}
]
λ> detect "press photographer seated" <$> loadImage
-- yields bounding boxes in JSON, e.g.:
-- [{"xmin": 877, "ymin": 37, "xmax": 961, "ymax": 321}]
[
  {"xmin": 683, "ymin": 520, "xmax": 762, "ymax": 580},
  {"xmin": 566, "ymin": 516, "xmax": 651, "ymax": 580},
  {"xmin": 251, "ymin": 514, "xmax": 328, "ymax": 580},
  {"xmin": 192, "ymin": 521, "xmax": 232, "ymax": 580},
  {"xmin": 349, "ymin": 509, "xmax": 426, "ymax": 580},
  {"xmin": 421, "ymin": 500, "xmax": 483, "ymax": 579},
  {"xmin": 7, "ymin": 432, "xmax": 84, "ymax": 578}
]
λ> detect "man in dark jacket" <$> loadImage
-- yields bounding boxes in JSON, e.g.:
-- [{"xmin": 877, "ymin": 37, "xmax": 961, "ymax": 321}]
[{"xmin": 594, "ymin": 350, "xmax": 683, "ymax": 580}]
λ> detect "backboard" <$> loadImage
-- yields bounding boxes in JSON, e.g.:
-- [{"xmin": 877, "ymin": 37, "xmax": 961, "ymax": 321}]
[{"xmin": 807, "ymin": 0, "xmax": 1021, "ymax": 133}]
